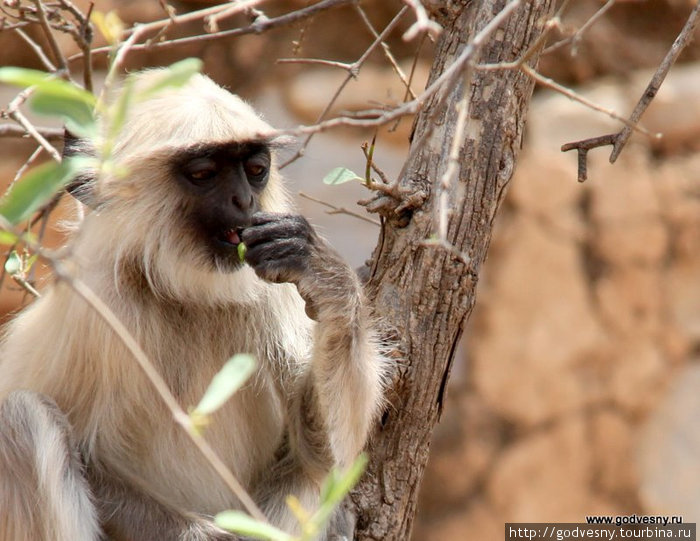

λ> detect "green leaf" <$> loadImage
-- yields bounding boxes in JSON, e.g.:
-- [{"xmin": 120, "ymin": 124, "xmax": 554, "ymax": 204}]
[
  {"xmin": 25, "ymin": 253, "xmax": 39, "ymax": 272},
  {"xmin": 307, "ymin": 454, "xmax": 369, "ymax": 539},
  {"xmin": 320, "ymin": 454, "xmax": 368, "ymax": 507},
  {"xmin": 237, "ymin": 241, "xmax": 247, "ymax": 263},
  {"xmin": 0, "ymin": 67, "xmax": 97, "ymax": 139},
  {"xmin": 323, "ymin": 167, "xmax": 363, "ymax": 186},
  {"xmin": 319, "ymin": 470, "xmax": 339, "ymax": 507},
  {"xmin": 4, "ymin": 251, "xmax": 21, "ymax": 275},
  {"xmin": 193, "ymin": 354, "xmax": 256, "ymax": 416},
  {"xmin": 0, "ymin": 156, "xmax": 96, "ymax": 225},
  {"xmin": 215, "ymin": 511, "xmax": 293, "ymax": 541},
  {"xmin": 102, "ymin": 77, "xmax": 136, "ymax": 155},
  {"xmin": 91, "ymin": 10, "xmax": 124, "ymax": 46},
  {"xmin": 0, "ymin": 67, "xmax": 95, "ymax": 106},
  {"xmin": 137, "ymin": 58, "xmax": 203, "ymax": 99},
  {"xmin": 0, "ymin": 230, "xmax": 18, "ymax": 246},
  {"xmin": 30, "ymin": 92, "xmax": 96, "ymax": 139},
  {"xmin": 0, "ymin": 67, "xmax": 57, "ymax": 88}
]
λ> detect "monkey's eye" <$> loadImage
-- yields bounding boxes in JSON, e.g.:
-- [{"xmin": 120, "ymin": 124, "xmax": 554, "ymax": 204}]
[
  {"xmin": 243, "ymin": 157, "xmax": 269, "ymax": 182},
  {"xmin": 184, "ymin": 158, "xmax": 218, "ymax": 184}
]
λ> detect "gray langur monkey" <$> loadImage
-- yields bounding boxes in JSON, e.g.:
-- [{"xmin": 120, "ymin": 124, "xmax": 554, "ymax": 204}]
[{"xmin": 0, "ymin": 70, "xmax": 387, "ymax": 541}]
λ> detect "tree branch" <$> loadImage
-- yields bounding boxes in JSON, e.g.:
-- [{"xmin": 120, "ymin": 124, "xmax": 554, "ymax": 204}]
[
  {"xmin": 0, "ymin": 124, "xmax": 64, "ymax": 141},
  {"xmin": 353, "ymin": 2, "xmax": 555, "ymax": 538},
  {"xmin": 560, "ymin": 0, "xmax": 700, "ymax": 181},
  {"xmin": 31, "ymin": 0, "xmax": 69, "ymax": 76},
  {"xmin": 68, "ymin": 0, "xmax": 354, "ymax": 61},
  {"xmin": 609, "ymin": 0, "xmax": 700, "ymax": 162}
]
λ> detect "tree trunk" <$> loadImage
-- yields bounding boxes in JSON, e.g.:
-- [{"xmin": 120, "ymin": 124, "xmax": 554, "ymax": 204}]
[{"xmin": 352, "ymin": 1, "xmax": 555, "ymax": 539}]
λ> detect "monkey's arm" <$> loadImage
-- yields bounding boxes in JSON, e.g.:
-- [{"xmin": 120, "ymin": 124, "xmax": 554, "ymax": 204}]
[{"xmin": 241, "ymin": 212, "xmax": 386, "ymax": 469}]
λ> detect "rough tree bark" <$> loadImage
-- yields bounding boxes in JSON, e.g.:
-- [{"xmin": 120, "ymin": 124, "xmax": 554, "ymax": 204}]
[{"xmin": 352, "ymin": 1, "xmax": 556, "ymax": 539}]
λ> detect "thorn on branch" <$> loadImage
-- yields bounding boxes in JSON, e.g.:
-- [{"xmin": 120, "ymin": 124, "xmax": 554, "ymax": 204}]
[{"xmin": 561, "ymin": 134, "xmax": 616, "ymax": 183}]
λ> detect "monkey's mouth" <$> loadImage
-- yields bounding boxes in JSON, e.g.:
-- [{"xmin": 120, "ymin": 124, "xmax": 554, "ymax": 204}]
[
  {"xmin": 208, "ymin": 227, "xmax": 245, "ymax": 270},
  {"xmin": 218, "ymin": 228, "xmax": 242, "ymax": 247}
]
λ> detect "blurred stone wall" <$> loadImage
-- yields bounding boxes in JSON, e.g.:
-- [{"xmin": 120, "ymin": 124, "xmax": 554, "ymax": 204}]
[{"xmin": 413, "ymin": 64, "xmax": 700, "ymax": 539}]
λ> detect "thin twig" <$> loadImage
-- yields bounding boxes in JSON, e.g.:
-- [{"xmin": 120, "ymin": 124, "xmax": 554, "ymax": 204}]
[
  {"xmin": 276, "ymin": 58, "xmax": 353, "ymax": 71},
  {"xmin": 205, "ymin": 1, "xmax": 264, "ymax": 33},
  {"xmin": 56, "ymin": 0, "xmax": 91, "ymax": 24},
  {"xmin": 273, "ymin": 1, "xmax": 522, "ymax": 140},
  {"xmin": 128, "ymin": 0, "xmax": 265, "ymax": 37},
  {"xmin": 280, "ymin": 6, "xmax": 410, "ymax": 168},
  {"xmin": 361, "ymin": 139, "xmax": 391, "ymax": 185},
  {"xmin": 62, "ymin": 0, "xmax": 96, "ymax": 92},
  {"xmin": 14, "ymin": 28, "xmax": 56, "ymax": 71},
  {"xmin": 401, "ymin": 0, "xmax": 442, "ymax": 41},
  {"xmin": 12, "ymin": 145, "xmax": 44, "ymax": 185},
  {"xmin": 419, "ymin": 238, "xmax": 470, "ymax": 265},
  {"xmin": 299, "ymin": 192, "xmax": 380, "ymax": 226},
  {"xmin": 520, "ymin": 64, "xmax": 658, "ymax": 137},
  {"xmin": 29, "ymin": 199, "xmax": 57, "ymax": 287},
  {"xmin": 68, "ymin": 0, "xmax": 352, "ymax": 61},
  {"xmin": 145, "ymin": 0, "xmax": 177, "ymax": 45},
  {"xmin": 610, "ymin": 0, "xmax": 700, "ymax": 162},
  {"xmin": 543, "ymin": 0, "xmax": 617, "ymax": 56},
  {"xmin": 83, "ymin": 2, "xmax": 95, "ymax": 92},
  {"xmin": 435, "ymin": 68, "xmax": 470, "ymax": 239},
  {"xmin": 31, "ymin": 0, "xmax": 68, "ymax": 75},
  {"xmin": 4, "ymin": 88, "xmax": 62, "ymax": 162},
  {"xmin": 10, "ymin": 274, "xmax": 41, "ymax": 298},
  {"xmin": 390, "ymin": 33, "xmax": 426, "ymax": 132},
  {"xmin": 475, "ymin": 11, "xmax": 659, "ymax": 139},
  {"xmin": 97, "ymin": 26, "xmax": 146, "ymax": 107},
  {"xmin": 0, "ymin": 124, "xmax": 64, "ymax": 141},
  {"xmin": 559, "ymin": 1, "xmax": 700, "ymax": 181},
  {"xmin": 355, "ymin": 4, "xmax": 417, "ymax": 100}
]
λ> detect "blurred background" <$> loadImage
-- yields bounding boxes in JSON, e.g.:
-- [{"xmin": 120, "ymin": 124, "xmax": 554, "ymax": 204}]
[{"xmin": 1, "ymin": 0, "xmax": 699, "ymax": 539}]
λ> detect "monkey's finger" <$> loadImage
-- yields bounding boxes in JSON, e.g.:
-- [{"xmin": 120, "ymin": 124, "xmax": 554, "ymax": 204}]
[
  {"xmin": 245, "ymin": 237, "xmax": 309, "ymax": 265},
  {"xmin": 245, "ymin": 238, "xmax": 310, "ymax": 284},
  {"xmin": 249, "ymin": 211, "xmax": 286, "ymax": 225},
  {"xmin": 241, "ymin": 216, "xmax": 312, "ymax": 247}
]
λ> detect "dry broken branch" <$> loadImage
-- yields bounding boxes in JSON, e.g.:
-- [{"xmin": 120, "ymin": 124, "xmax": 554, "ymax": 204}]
[{"xmin": 561, "ymin": 0, "xmax": 700, "ymax": 181}]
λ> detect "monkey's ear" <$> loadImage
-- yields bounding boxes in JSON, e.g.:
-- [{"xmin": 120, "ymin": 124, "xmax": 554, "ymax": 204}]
[{"xmin": 62, "ymin": 128, "xmax": 97, "ymax": 208}]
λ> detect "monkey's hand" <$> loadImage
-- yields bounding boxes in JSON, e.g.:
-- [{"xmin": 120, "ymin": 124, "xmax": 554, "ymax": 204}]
[
  {"xmin": 242, "ymin": 212, "xmax": 384, "ymax": 473},
  {"xmin": 240, "ymin": 211, "xmax": 360, "ymax": 321}
]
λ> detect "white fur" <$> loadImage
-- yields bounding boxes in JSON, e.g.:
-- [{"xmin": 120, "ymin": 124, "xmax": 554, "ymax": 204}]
[{"xmin": 0, "ymin": 71, "xmax": 387, "ymax": 540}]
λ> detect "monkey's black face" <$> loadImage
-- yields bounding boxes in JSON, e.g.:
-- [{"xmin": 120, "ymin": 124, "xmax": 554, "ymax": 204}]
[{"xmin": 171, "ymin": 141, "xmax": 271, "ymax": 270}]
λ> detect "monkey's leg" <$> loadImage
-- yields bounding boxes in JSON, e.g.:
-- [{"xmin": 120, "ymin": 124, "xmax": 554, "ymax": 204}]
[
  {"xmin": 88, "ymin": 466, "xmax": 240, "ymax": 541},
  {"xmin": 0, "ymin": 390, "xmax": 101, "ymax": 541}
]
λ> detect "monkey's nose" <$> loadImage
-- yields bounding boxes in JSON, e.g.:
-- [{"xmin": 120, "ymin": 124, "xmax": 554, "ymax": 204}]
[{"xmin": 231, "ymin": 192, "xmax": 255, "ymax": 212}]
